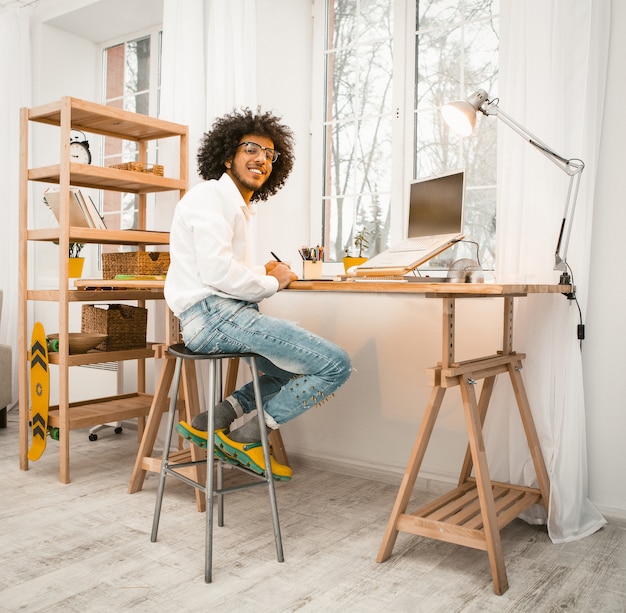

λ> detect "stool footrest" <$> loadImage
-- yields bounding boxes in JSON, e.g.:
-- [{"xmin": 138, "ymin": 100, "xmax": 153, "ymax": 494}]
[{"xmin": 164, "ymin": 459, "xmax": 273, "ymax": 494}]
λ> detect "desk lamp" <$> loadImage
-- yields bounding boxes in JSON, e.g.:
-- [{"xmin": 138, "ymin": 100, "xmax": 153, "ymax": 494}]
[{"xmin": 441, "ymin": 89, "xmax": 584, "ymax": 287}]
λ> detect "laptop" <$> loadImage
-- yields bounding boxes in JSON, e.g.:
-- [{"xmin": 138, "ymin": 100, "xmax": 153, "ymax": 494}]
[{"xmin": 354, "ymin": 169, "xmax": 465, "ymax": 277}]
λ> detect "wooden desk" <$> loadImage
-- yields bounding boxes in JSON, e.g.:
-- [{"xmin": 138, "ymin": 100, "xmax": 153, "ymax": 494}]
[
  {"xmin": 288, "ymin": 280, "xmax": 567, "ymax": 595},
  {"xmin": 91, "ymin": 276, "xmax": 564, "ymax": 593}
]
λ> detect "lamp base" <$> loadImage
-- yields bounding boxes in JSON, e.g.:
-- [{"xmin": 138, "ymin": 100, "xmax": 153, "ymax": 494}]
[{"xmin": 559, "ymin": 272, "xmax": 576, "ymax": 300}]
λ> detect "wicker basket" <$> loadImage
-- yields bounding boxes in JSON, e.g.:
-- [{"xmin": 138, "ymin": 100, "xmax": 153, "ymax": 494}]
[
  {"xmin": 109, "ymin": 162, "xmax": 164, "ymax": 175},
  {"xmin": 102, "ymin": 251, "xmax": 170, "ymax": 279},
  {"xmin": 81, "ymin": 304, "xmax": 147, "ymax": 351}
]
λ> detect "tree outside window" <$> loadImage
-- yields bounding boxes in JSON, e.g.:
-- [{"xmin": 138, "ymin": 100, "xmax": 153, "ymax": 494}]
[{"xmin": 322, "ymin": 0, "xmax": 499, "ymax": 269}]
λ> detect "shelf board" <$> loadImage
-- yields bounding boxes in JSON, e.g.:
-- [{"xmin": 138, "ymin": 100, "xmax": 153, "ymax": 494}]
[
  {"xmin": 29, "ymin": 163, "xmax": 185, "ymax": 193},
  {"xmin": 27, "ymin": 227, "xmax": 169, "ymax": 245},
  {"xmin": 47, "ymin": 392, "xmax": 153, "ymax": 430},
  {"xmin": 47, "ymin": 344, "xmax": 160, "ymax": 366},
  {"xmin": 395, "ymin": 480, "xmax": 542, "ymax": 551},
  {"xmin": 73, "ymin": 278, "xmax": 166, "ymax": 290},
  {"xmin": 27, "ymin": 288, "xmax": 165, "ymax": 301},
  {"xmin": 28, "ymin": 97, "xmax": 187, "ymax": 141}
]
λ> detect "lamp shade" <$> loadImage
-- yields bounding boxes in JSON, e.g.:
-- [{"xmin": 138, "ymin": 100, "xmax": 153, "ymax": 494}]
[{"xmin": 442, "ymin": 89, "xmax": 490, "ymax": 137}]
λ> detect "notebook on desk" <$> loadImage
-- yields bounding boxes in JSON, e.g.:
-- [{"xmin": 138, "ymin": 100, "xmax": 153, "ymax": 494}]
[{"xmin": 355, "ymin": 170, "xmax": 465, "ymax": 277}]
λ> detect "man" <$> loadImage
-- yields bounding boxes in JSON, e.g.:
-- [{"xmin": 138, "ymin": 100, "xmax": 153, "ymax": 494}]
[{"xmin": 164, "ymin": 108, "xmax": 352, "ymax": 480}]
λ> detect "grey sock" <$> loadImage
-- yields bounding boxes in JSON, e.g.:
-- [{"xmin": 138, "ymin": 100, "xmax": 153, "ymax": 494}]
[
  {"xmin": 228, "ymin": 416, "xmax": 272, "ymax": 443},
  {"xmin": 191, "ymin": 399, "xmax": 236, "ymax": 431}
]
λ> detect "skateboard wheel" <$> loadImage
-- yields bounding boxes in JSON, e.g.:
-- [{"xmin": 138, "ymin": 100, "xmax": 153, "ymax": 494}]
[
  {"xmin": 50, "ymin": 428, "xmax": 60, "ymax": 441},
  {"xmin": 89, "ymin": 433, "xmax": 98, "ymax": 441},
  {"xmin": 114, "ymin": 427, "xmax": 123, "ymax": 434}
]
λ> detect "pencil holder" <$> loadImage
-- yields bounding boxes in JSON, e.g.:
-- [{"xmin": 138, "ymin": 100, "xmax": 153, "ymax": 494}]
[{"xmin": 302, "ymin": 261, "xmax": 323, "ymax": 279}]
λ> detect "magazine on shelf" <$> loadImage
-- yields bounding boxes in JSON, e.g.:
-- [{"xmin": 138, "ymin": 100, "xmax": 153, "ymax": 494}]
[
  {"xmin": 43, "ymin": 187, "xmax": 106, "ymax": 229},
  {"xmin": 78, "ymin": 191, "xmax": 106, "ymax": 229}
]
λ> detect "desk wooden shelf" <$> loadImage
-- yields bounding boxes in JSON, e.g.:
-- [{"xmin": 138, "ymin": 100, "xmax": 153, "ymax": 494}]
[{"xmin": 399, "ymin": 478, "xmax": 542, "ymax": 547}]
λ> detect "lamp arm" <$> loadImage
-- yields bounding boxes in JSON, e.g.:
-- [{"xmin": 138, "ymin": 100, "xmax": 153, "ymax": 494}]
[
  {"xmin": 483, "ymin": 100, "xmax": 585, "ymax": 275},
  {"xmin": 554, "ymin": 171, "xmax": 583, "ymax": 273},
  {"xmin": 485, "ymin": 103, "xmax": 584, "ymax": 176}
]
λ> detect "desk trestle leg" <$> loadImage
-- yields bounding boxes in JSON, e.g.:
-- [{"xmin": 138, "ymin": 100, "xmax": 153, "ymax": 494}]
[{"xmin": 377, "ymin": 355, "xmax": 549, "ymax": 596}]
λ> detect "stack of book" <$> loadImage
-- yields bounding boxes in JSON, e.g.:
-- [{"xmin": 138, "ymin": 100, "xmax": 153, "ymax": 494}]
[{"xmin": 43, "ymin": 187, "xmax": 106, "ymax": 229}]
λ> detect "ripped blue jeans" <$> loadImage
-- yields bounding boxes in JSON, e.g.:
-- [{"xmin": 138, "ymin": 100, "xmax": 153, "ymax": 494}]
[{"xmin": 178, "ymin": 295, "xmax": 352, "ymax": 426}]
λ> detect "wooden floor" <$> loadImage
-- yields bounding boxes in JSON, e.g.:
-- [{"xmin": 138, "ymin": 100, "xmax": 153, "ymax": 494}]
[{"xmin": 1, "ymin": 411, "xmax": 625, "ymax": 612}]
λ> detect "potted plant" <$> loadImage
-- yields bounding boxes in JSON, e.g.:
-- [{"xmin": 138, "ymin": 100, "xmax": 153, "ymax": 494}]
[
  {"xmin": 342, "ymin": 229, "xmax": 370, "ymax": 273},
  {"xmin": 68, "ymin": 242, "xmax": 85, "ymax": 278}
]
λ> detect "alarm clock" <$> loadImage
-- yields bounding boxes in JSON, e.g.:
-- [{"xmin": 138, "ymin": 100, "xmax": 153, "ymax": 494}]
[{"xmin": 69, "ymin": 130, "xmax": 91, "ymax": 164}]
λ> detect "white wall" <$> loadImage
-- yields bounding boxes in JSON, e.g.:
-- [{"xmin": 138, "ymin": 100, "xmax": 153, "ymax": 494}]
[
  {"xmin": 254, "ymin": 1, "xmax": 314, "ymax": 266},
  {"xmin": 261, "ymin": 289, "xmax": 503, "ymax": 482},
  {"xmin": 23, "ymin": 0, "xmax": 626, "ymax": 519}
]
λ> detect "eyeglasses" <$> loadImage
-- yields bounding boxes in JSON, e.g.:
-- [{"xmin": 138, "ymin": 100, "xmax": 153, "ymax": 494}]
[{"xmin": 236, "ymin": 141, "xmax": 280, "ymax": 163}]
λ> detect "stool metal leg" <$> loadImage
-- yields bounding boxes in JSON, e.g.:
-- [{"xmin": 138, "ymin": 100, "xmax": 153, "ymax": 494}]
[
  {"xmin": 215, "ymin": 359, "xmax": 225, "ymax": 528},
  {"xmin": 205, "ymin": 358, "xmax": 217, "ymax": 583},
  {"xmin": 250, "ymin": 356, "xmax": 284, "ymax": 563},
  {"xmin": 151, "ymin": 356, "xmax": 183, "ymax": 542}
]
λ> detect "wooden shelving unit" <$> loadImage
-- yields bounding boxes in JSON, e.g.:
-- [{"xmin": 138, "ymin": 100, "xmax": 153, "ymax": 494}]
[{"xmin": 18, "ymin": 96, "xmax": 188, "ymax": 483}]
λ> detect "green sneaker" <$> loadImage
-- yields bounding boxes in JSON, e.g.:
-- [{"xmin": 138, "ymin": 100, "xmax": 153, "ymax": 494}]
[
  {"xmin": 176, "ymin": 421, "xmax": 240, "ymax": 466},
  {"xmin": 176, "ymin": 421, "xmax": 208, "ymax": 449},
  {"xmin": 214, "ymin": 429, "xmax": 292, "ymax": 481}
]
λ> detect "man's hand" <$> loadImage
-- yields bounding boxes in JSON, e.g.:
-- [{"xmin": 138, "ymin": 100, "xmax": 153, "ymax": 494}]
[{"xmin": 265, "ymin": 260, "xmax": 298, "ymax": 290}]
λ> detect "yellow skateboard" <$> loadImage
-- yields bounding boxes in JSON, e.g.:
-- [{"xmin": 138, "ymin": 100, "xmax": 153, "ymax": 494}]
[{"xmin": 28, "ymin": 322, "xmax": 49, "ymax": 461}]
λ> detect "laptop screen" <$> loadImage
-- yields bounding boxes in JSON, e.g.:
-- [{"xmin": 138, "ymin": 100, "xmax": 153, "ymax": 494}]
[{"xmin": 407, "ymin": 170, "xmax": 465, "ymax": 238}]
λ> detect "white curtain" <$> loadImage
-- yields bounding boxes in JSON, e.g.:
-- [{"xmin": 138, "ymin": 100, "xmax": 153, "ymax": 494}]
[
  {"xmin": 485, "ymin": 0, "xmax": 609, "ymax": 542},
  {"xmin": 0, "ymin": 7, "xmax": 33, "ymax": 412},
  {"xmin": 160, "ymin": 0, "xmax": 257, "ymax": 189}
]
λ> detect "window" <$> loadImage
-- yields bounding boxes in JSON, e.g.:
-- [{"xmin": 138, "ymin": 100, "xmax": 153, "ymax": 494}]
[
  {"xmin": 319, "ymin": 0, "xmax": 499, "ymax": 269},
  {"xmin": 100, "ymin": 29, "xmax": 162, "ymax": 238},
  {"xmin": 321, "ymin": 0, "xmax": 397, "ymax": 261}
]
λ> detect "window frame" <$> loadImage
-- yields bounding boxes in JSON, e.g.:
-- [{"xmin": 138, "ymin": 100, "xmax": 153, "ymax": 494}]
[
  {"xmin": 97, "ymin": 26, "xmax": 163, "ymax": 238},
  {"xmin": 311, "ymin": 0, "xmax": 411, "ymax": 273}
]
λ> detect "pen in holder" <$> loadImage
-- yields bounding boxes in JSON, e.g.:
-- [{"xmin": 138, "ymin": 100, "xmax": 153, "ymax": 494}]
[{"xmin": 299, "ymin": 245, "xmax": 324, "ymax": 279}]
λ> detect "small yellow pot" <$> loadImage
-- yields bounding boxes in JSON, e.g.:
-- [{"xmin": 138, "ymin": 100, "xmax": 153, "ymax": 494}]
[
  {"xmin": 342, "ymin": 256, "xmax": 368, "ymax": 273},
  {"xmin": 68, "ymin": 257, "xmax": 85, "ymax": 278}
]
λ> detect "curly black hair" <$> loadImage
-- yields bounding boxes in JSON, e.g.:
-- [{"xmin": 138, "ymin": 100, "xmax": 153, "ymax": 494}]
[{"xmin": 197, "ymin": 108, "xmax": 295, "ymax": 202}]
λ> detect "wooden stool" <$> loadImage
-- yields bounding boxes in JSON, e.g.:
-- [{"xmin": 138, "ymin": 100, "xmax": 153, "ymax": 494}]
[{"xmin": 150, "ymin": 344, "xmax": 284, "ymax": 583}]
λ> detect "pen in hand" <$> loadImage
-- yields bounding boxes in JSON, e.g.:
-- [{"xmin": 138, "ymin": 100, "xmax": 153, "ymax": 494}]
[
  {"xmin": 270, "ymin": 251, "xmax": 291, "ymax": 271},
  {"xmin": 269, "ymin": 251, "xmax": 296, "ymax": 288}
]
